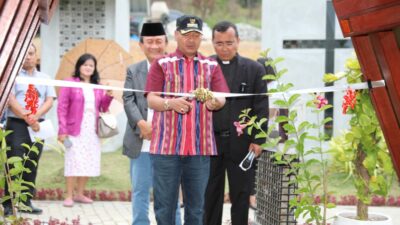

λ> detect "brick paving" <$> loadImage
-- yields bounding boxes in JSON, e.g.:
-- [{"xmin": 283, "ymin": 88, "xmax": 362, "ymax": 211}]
[
  {"xmin": 19, "ymin": 201, "xmax": 399, "ymax": 225},
  {"xmin": 20, "ymin": 201, "xmax": 255, "ymax": 225}
]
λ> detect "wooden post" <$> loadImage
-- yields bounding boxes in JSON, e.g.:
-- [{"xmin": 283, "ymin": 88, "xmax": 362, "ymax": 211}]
[
  {"xmin": 0, "ymin": 0, "xmax": 58, "ymax": 116},
  {"xmin": 333, "ymin": 0, "xmax": 400, "ymax": 177}
]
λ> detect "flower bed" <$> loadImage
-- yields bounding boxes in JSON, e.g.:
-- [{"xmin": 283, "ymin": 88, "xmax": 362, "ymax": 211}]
[
  {"xmin": 4, "ymin": 216, "xmax": 81, "ymax": 225},
  {"xmin": 2, "ymin": 188, "xmax": 399, "ymax": 207},
  {"xmin": 314, "ymin": 195, "xmax": 400, "ymax": 207},
  {"xmin": 0, "ymin": 188, "xmax": 131, "ymax": 202}
]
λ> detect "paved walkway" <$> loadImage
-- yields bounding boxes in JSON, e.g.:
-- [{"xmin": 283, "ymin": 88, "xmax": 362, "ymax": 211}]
[
  {"xmin": 21, "ymin": 201, "xmax": 255, "ymax": 224},
  {"xmin": 20, "ymin": 201, "xmax": 399, "ymax": 224}
]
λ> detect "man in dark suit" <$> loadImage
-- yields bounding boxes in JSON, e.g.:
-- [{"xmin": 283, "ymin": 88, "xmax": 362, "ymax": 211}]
[
  {"xmin": 204, "ymin": 21, "xmax": 269, "ymax": 225},
  {"xmin": 122, "ymin": 22, "xmax": 181, "ymax": 225}
]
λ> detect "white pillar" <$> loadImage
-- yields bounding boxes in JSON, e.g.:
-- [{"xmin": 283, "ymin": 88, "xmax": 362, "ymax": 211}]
[
  {"xmin": 40, "ymin": 6, "xmax": 60, "ymax": 78},
  {"xmin": 114, "ymin": 0, "xmax": 130, "ymax": 51}
]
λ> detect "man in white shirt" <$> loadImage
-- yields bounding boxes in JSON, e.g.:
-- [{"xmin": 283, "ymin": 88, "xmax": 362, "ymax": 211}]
[{"xmin": 3, "ymin": 44, "xmax": 56, "ymax": 216}]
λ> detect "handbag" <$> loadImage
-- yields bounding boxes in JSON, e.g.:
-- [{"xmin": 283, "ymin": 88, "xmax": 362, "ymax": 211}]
[{"xmin": 98, "ymin": 112, "xmax": 119, "ymax": 138}]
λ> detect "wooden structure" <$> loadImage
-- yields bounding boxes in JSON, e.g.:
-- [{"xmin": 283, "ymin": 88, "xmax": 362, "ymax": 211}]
[
  {"xmin": 0, "ymin": 0, "xmax": 58, "ymax": 116},
  {"xmin": 333, "ymin": 0, "xmax": 400, "ymax": 177}
]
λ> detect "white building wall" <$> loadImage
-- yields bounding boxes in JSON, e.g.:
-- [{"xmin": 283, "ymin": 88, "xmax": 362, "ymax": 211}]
[
  {"xmin": 114, "ymin": 0, "xmax": 130, "ymax": 50},
  {"xmin": 261, "ymin": 0, "xmax": 353, "ymax": 140},
  {"xmin": 40, "ymin": 0, "xmax": 131, "ymax": 152}
]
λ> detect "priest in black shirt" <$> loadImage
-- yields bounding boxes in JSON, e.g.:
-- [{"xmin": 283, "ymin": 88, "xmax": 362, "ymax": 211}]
[{"xmin": 204, "ymin": 21, "xmax": 269, "ymax": 225}]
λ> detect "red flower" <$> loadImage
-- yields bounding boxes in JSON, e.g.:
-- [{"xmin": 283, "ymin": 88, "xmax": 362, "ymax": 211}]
[
  {"xmin": 233, "ymin": 121, "xmax": 247, "ymax": 136},
  {"xmin": 342, "ymin": 88, "xmax": 357, "ymax": 114},
  {"xmin": 24, "ymin": 84, "xmax": 39, "ymax": 115},
  {"xmin": 314, "ymin": 95, "xmax": 328, "ymax": 109}
]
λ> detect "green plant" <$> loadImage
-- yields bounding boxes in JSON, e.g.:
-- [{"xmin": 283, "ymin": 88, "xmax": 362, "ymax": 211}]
[
  {"xmin": 324, "ymin": 57, "xmax": 394, "ymax": 220},
  {"xmin": 0, "ymin": 128, "xmax": 41, "ymax": 223},
  {"xmin": 239, "ymin": 50, "xmax": 334, "ymax": 225}
]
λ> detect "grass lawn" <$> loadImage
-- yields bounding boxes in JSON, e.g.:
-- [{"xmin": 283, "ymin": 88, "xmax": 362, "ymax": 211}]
[
  {"xmin": 326, "ymin": 170, "xmax": 400, "ymax": 197},
  {"xmin": 36, "ymin": 149, "xmax": 131, "ymax": 191},
  {"xmin": 36, "ymin": 149, "xmax": 400, "ymax": 197}
]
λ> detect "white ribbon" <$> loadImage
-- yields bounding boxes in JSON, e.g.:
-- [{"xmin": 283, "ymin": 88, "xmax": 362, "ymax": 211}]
[{"xmin": 15, "ymin": 77, "xmax": 386, "ymax": 98}]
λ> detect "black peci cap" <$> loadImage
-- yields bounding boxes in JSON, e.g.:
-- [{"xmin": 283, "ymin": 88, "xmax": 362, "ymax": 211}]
[
  {"xmin": 140, "ymin": 22, "xmax": 166, "ymax": 36},
  {"xmin": 176, "ymin": 15, "xmax": 203, "ymax": 34}
]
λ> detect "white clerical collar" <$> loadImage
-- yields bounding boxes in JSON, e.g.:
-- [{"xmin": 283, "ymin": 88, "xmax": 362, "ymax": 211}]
[{"xmin": 222, "ymin": 61, "xmax": 230, "ymax": 64}]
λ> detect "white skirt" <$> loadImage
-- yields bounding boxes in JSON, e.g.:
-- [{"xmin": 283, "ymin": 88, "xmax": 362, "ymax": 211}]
[{"xmin": 64, "ymin": 109, "xmax": 101, "ymax": 177}]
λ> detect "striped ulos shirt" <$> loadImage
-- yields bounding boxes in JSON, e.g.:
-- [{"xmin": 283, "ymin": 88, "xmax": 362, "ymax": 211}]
[{"xmin": 145, "ymin": 49, "xmax": 229, "ymax": 156}]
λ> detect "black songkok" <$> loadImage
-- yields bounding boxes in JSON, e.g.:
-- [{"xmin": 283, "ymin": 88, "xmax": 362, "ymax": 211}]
[{"xmin": 140, "ymin": 22, "xmax": 166, "ymax": 36}]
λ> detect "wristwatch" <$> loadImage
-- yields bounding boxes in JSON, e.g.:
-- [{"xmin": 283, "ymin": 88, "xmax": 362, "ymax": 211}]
[{"xmin": 163, "ymin": 99, "xmax": 170, "ymax": 110}]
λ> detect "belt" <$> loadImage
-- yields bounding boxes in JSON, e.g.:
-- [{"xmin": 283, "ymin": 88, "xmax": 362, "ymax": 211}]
[
  {"xmin": 215, "ymin": 130, "xmax": 230, "ymax": 137},
  {"xmin": 7, "ymin": 117, "xmax": 44, "ymax": 124}
]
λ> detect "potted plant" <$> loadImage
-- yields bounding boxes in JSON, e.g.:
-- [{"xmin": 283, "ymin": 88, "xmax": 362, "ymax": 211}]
[
  {"xmin": 239, "ymin": 52, "xmax": 334, "ymax": 225},
  {"xmin": 324, "ymin": 57, "xmax": 394, "ymax": 225}
]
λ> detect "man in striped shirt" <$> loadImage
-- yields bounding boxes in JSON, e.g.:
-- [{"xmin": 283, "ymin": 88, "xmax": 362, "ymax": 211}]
[{"xmin": 145, "ymin": 15, "xmax": 229, "ymax": 225}]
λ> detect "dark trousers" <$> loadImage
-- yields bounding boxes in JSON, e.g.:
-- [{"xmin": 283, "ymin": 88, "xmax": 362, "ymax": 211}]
[
  {"xmin": 204, "ymin": 136, "xmax": 253, "ymax": 225},
  {"xmin": 3, "ymin": 118, "xmax": 43, "ymax": 208}
]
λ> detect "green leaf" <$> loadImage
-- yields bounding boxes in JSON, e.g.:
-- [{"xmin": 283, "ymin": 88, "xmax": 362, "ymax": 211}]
[
  {"xmin": 275, "ymin": 116, "xmax": 289, "ymax": 124},
  {"xmin": 262, "ymin": 74, "xmax": 277, "ymax": 81},
  {"xmin": 247, "ymin": 126, "xmax": 253, "ymax": 136},
  {"xmin": 346, "ymin": 58, "xmax": 360, "ymax": 70},
  {"xmin": 289, "ymin": 111, "xmax": 297, "ymax": 121},
  {"xmin": 27, "ymin": 158, "xmax": 38, "ymax": 167},
  {"xmin": 323, "ymin": 73, "xmax": 339, "ymax": 83},
  {"xmin": 298, "ymin": 121, "xmax": 311, "ymax": 132},
  {"xmin": 319, "ymin": 104, "xmax": 333, "ymax": 111},
  {"xmin": 297, "ymin": 187, "xmax": 310, "ymax": 194},
  {"xmin": 351, "ymin": 127, "xmax": 362, "ymax": 139},
  {"xmin": 378, "ymin": 151, "xmax": 394, "ymax": 173},
  {"xmin": 9, "ymin": 168, "xmax": 23, "ymax": 176},
  {"xmin": 268, "ymin": 88, "xmax": 278, "ymax": 93},
  {"xmin": 273, "ymin": 100, "xmax": 288, "ymax": 108},
  {"xmin": 20, "ymin": 194, "xmax": 28, "ymax": 202},
  {"xmin": 363, "ymin": 125, "xmax": 376, "ymax": 135},
  {"xmin": 262, "ymin": 138, "xmax": 280, "ymax": 149},
  {"xmin": 0, "ymin": 177, "xmax": 4, "ymax": 189},
  {"xmin": 7, "ymin": 156, "xmax": 23, "ymax": 164},
  {"xmin": 306, "ymin": 159, "xmax": 320, "ymax": 167},
  {"xmin": 242, "ymin": 108, "xmax": 251, "ymax": 114},
  {"xmin": 30, "ymin": 145, "xmax": 40, "ymax": 155},
  {"xmin": 363, "ymin": 153, "xmax": 377, "ymax": 172},
  {"xmin": 255, "ymin": 132, "xmax": 267, "ymax": 139},
  {"xmin": 276, "ymin": 68, "xmax": 288, "ymax": 79},
  {"xmin": 274, "ymin": 152, "xmax": 283, "ymax": 161},
  {"xmin": 1, "ymin": 195, "xmax": 11, "ymax": 202},
  {"xmin": 288, "ymin": 94, "xmax": 301, "ymax": 106},
  {"xmin": 283, "ymin": 123, "xmax": 296, "ymax": 133},
  {"xmin": 321, "ymin": 117, "xmax": 333, "ymax": 125},
  {"xmin": 359, "ymin": 114, "xmax": 371, "ymax": 127},
  {"xmin": 0, "ymin": 130, "xmax": 13, "ymax": 141},
  {"xmin": 21, "ymin": 180, "xmax": 35, "ymax": 188},
  {"xmin": 299, "ymin": 132, "xmax": 308, "ymax": 144},
  {"xmin": 21, "ymin": 143, "xmax": 31, "ymax": 150},
  {"xmin": 281, "ymin": 83, "xmax": 294, "ymax": 92},
  {"xmin": 259, "ymin": 49, "xmax": 271, "ymax": 58},
  {"xmin": 283, "ymin": 139, "xmax": 296, "ymax": 153},
  {"xmin": 257, "ymin": 118, "xmax": 268, "ymax": 127},
  {"xmin": 272, "ymin": 57, "xmax": 285, "ymax": 66},
  {"xmin": 296, "ymin": 142, "xmax": 304, "ymax": 154},
  {"xmin": 306, "ymin": 135, "xmax": 319, "ymax": 141}
]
